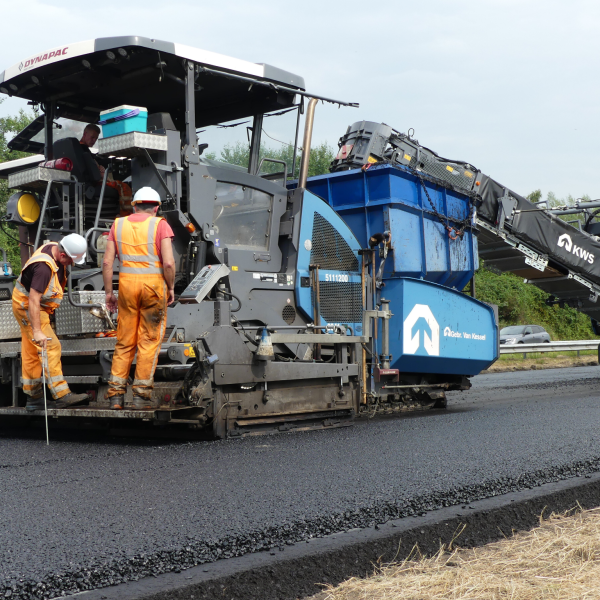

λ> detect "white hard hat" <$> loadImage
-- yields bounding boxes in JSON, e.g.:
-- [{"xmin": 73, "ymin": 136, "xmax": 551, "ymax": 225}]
[
  {"xmin": 60, "ymin": 233, "xmax": 87, "ymax": 265},
  {"xmin": 132, "ymin": 187, "xmax": 161, "ymax": 205}
]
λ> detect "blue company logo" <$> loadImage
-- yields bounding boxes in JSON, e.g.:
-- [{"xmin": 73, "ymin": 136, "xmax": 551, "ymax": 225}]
[{"xmin": 403, "ymin": 304, "xmax": 440, "ymax": 356}]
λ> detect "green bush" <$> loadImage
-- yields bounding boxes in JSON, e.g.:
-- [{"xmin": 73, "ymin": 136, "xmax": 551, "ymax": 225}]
[{"xmin": 475, "ymin": 267, "xmax": 597, "ymax": 340}]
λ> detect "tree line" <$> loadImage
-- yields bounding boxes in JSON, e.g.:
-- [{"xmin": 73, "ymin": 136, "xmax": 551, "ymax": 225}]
[{"xmin": 0, "ymin": 101, "xmax": 34, "ymax": 269}]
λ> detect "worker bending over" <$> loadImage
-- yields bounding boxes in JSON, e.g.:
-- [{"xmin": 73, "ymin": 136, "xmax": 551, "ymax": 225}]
[
  {"xmin": 12, "ymin": 234, "xmax": 90, "ymax": 411},
  {"xmin": 103, "ymin": 187, "xmax": 176, "ymax": 410}
]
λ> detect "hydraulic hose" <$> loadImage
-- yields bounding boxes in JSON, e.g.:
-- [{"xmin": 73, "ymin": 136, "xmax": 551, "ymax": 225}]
[{"xmin": 220, "ymin": 289, "xmax": 241, "ymax": 312}]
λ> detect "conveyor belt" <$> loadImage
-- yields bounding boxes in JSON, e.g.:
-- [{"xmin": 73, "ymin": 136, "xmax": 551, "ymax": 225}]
[
  {"xmin": 330, "ymin": 120, "xmax": 600, "ymax": 325},
  {"xmin": 476, "ymin": 174, "xmax": 600, "ymax": 322},
  {"xmin": 477, "ymin": 217, "xmax": 600, "ymax": 320}
]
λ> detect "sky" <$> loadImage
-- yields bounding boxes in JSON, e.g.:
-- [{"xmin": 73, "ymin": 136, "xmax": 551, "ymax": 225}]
[{"xmin": 1, "ymin": 0, "xmax": 599, "ymax": 199}]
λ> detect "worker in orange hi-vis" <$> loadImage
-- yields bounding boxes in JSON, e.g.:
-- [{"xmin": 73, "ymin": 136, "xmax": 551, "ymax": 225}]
[
  {"xmin": 102, "ymin": 187, "xmax": 176, "ymax": 410},
  {"xmin": 12, "ymin": 234, "xmax": 91, "ymax": 411}
]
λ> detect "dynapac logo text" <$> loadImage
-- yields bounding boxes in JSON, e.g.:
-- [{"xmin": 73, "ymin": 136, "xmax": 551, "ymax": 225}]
[
  {"xmin": 20, "ymin": 47, "xmax": 69, "ymax": 72},
  {"xmin": 557, "ymin": 233, "xmax": 594, "ymax": 264}
]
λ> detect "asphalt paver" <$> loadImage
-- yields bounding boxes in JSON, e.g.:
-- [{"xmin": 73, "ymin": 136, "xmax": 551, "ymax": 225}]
[{"xmin": 2, "ymin": 366, "xmax": 600, "ymax": 598}]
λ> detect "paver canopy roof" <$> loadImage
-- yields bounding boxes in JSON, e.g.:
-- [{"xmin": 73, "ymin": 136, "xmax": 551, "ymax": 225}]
[{"xmin": 0, "ymin": 36, "xmax": 305, "ymax": 127}]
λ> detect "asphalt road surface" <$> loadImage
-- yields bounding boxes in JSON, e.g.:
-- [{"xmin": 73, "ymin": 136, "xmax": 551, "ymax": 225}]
[{"xmin": 2, "ymin": 366, "xmax": 600, "ymax": 599}]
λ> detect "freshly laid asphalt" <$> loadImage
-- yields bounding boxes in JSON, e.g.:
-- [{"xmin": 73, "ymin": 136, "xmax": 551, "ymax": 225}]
[{"xmin": 2, "ymin": 366, "xmax": 600, "ymax": 599}]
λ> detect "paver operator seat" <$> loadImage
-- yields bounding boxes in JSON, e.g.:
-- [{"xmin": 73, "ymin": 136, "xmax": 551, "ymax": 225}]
[{"xmin": 53, "ymin": 137, "xmax": 101, "ymax": 184}]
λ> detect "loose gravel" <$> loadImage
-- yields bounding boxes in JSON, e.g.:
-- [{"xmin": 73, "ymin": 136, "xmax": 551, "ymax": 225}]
[{"xmin": 1, "ymin": 366, "xmax": 600, "ymax": 599}]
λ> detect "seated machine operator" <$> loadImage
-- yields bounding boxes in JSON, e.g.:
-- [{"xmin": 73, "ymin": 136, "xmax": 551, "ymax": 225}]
[
  {"xmin": 79, "ymin": 124, "xmax": 108, "ymax": 178},
  {"xmin": 79, "ymin": 123, "xmax": 132, "ymax": 216}
]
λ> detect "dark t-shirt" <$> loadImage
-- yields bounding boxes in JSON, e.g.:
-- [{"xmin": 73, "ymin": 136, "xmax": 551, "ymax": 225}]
[
  {"xmin": 80, "ymin": 143, "xmax": 109, "ymax": 168},
  {"xmin": 20, "ymin": 245, "xmax": 65, "ymax": 294}
]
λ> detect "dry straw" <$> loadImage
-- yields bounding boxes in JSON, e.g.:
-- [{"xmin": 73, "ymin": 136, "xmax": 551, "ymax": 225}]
[{"xmin": 315, "ymin": 505, "xmax": 600, "ymax": 599}]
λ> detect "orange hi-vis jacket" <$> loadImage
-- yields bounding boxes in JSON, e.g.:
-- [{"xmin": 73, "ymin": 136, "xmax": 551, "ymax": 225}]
[
  {"xmin": 114, "ymin": 215, "xmax": 165, "ymax": 276},
  {"xmin": 107, "ymin": 215, "xmax": 168, "ymax": 403},
  {"xmin": 12, "ymin": 242, "xmax": 66, "ymax": 313},
  {"xmin": 12, "ymin": 243, "xmax": 70, "ymax": 400}
]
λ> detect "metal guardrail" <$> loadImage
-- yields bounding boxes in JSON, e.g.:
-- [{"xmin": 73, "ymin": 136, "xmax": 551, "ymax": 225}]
[{"xmin": 500, "ymin": 340, "xmax": 599, "ymax": 357}]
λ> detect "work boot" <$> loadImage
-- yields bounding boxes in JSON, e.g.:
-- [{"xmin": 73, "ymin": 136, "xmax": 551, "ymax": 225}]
[
  {"xmin": 25, "ymin": 396, "xmax": 57, "ymax": 412},
  {"xmin": 132, "ymin": 396, "xmax": 152, "ymax": 410},
  {"xmin": 110, "ymin": 396, "xmax": 124, "ymax": 410},
  {"xmin": 57, "ymin": 392, "xmax": 90, "ymax": 408}
]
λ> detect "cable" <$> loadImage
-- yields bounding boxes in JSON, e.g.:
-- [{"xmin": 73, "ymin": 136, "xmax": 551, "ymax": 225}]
[
  {"xmin": 361, "ymin": 342, "xmax": 374, "ymax": 357},
  {"xmin": 157, "ymin": 51, "xmax": 165, "ymax": 82},
  {"xmin": 262, "ymin": 128, "xmax": 299, "ymax": 150},
  {"xmin": 0, "ymin": 220, "xmax": 33, "ymax": 247},
  {"xmin": 220, "ymin": 289, "xmax": 241, "ymax": 312},
  {"xmin": 584, "ymin": 208, "xmax": 600, "ymax": 232},
  {"xmin": 319, "ymin": 352, "xmax": 335, "ymax": 363},
  {"xmin": 185, "ymin": 240, "xmax": 194, "ymax": 286},
  {"xmin": 230, "ymin": 315, "xmax": 258, "ymax": 346}
]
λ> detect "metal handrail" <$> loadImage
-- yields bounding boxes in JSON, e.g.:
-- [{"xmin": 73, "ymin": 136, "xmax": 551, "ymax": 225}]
[
  {"xmin": 93, "ymin": 166, "xmax": 111, "ymax": 230},
  {"xmin": 66, "ymin": 270, "xmax": 102, "ymax": 309},
  {"xmin": 85, "ymin": 226, "xmax": 111, "ymax": 252},
  {"xmin": 34, "ymin": 174, "xmax": 80, "ymax": 250},
  {"xmin": 500, "ymin": 340, "xmax": 599, "ymax": 354},
  {"xmin": 33, "ymin": 180, "xmax": 53, "ymax": 250},
  {"xmin": 257, "ymin": 157, "xmax": 288, "ymax": 183}
]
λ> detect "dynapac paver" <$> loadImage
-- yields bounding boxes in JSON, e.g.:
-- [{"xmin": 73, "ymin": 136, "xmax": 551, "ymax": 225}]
[{"xmin": 0, "ymin": 39, "xmax": 498, "ymax": 436}]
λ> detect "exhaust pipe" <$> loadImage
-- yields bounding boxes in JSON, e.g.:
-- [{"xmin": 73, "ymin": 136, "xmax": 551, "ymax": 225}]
[{"xmin": 298, "ymin": 98, "xmax": 318, "ymax": 189}]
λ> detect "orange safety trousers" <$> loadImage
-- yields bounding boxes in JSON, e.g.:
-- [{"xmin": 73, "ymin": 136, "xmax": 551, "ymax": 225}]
[
  {"xmin": 12, "ymin": 304, "xmax": 70, "ymax": 400},
  {"xmin": 107, "ymin": 274, "xmax": 167, "ymax": 400}
]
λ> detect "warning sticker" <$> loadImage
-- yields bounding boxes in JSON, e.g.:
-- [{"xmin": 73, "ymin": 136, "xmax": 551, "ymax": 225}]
[{"xmin": 252, "ymin": 272, "xmax": 292, "ymax": 285}]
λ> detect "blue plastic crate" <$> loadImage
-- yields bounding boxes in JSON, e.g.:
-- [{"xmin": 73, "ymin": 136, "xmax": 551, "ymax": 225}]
[
  {"xmin": 300, "ymin": 164, "xmax": 479, "ymax": 291},
  {"xmin": 98, "ymin": 105, "xmax": 148, "ymax": 138}
]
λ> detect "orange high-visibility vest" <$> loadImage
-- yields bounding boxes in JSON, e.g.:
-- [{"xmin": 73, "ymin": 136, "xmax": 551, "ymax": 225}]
[
  {"xmin": 114, "ymin": 216, "xmax": 165, "ymax": 276},
  {"xmin": 12, "ymin": 242, "xmax": 66, "ymax": 313}
]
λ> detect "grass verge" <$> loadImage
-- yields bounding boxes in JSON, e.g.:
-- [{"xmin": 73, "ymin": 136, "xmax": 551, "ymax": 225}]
[
  {"xmin": 484, "ymin": 351, "xmax": 598, "ymax": 373},
  {"xmin": 311, "ymin": 506, "xmax": 600, "ymax": 599}
]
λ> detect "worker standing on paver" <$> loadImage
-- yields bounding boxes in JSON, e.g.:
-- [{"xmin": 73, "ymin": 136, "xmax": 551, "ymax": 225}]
[
  {"xmin": 102, "ymin": 187, "xmax": 176, "ymax": 410},
  {"xmin": 12, "ymin": 234, "xmax": 90, "ymax": 411}
]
